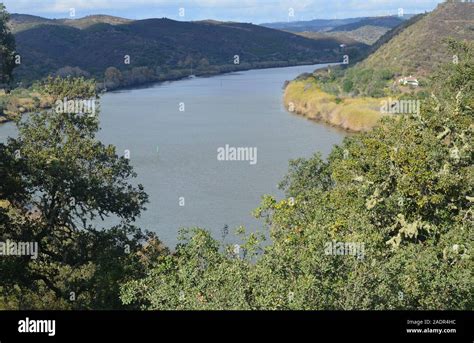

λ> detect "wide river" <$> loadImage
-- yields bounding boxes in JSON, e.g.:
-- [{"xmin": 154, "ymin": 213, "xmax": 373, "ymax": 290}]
[{"xmin": 1, "ymin": 64, "xmax": 345, "ymax": 246}]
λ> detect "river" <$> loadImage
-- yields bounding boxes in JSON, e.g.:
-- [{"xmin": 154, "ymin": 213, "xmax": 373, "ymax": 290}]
[{"xmin": 0, "ymin": 64, "xmax": 345, "ymax": 246}]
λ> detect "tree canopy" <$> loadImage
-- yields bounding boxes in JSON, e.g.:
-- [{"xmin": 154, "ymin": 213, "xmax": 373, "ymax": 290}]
[
  {"xmin": 0, "ymin": 76, "xmax": 167, "ymax": 309},
  {"xmin": 0, "ymin": 3, "xmax": 16, "ymax": 88}
]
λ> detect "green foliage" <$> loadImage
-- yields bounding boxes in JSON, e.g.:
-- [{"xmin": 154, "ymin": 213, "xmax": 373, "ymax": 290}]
[
  {"xmin": 316, "ymin": 65, "xmax": 395, "ymax": 97},
  {"xmin": 342, "ymin": 79, "xmax": 353, "ymax": 93},
  {"xmin": 343, "ymin": 67, "xmax": 394, "ymax": 97},
  {"xmin": 121, "ymin": 228, "xmax": 264, "ymax": 310},
  {"xmin": 41, "ymin": 76, "xmax": 97, "ymax": 100},
  {"xmin": 0, "ymin": 3, "xmax": 16, "ymax": 87},
  {"xmin": 120, "ymin": 41, "xmax": 473, "ymax": 310},
  {"xmin": 0, "ymin": 77, "xmax": 166, "ymax": 309},
  {"xmin": 278, "ymin": 153, "xmax": 332, "ymax": 197}
]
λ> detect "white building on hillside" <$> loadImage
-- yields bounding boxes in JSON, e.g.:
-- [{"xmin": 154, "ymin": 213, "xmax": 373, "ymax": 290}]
[{"xmin": 398, "ymin": 75, "xmax": 419, "ymax": 87}]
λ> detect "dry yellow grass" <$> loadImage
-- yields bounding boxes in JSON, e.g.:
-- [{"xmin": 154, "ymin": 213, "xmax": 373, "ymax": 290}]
[
  {"xmin": 284, "ymin": 80, "xmax": 385, "ymax": 132},
  {"xmin": 4, "ymin": 96, "xmax": 34, "ymax": 115},
  {"xmin": 0, "ymin": 91, "xmax": 54, "ymax": 119},
  {"xmin": 0, "ymin": 200, "xmax": 11, "ymax": 208}
]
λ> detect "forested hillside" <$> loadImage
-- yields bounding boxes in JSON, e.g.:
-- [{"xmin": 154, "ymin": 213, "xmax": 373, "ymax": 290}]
[{"xmin": 10, "ymin": 15, "xmax": 363, "ymax": 88}]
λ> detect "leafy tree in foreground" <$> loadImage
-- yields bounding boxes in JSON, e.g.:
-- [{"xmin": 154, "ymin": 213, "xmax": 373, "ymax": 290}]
[
  {"xmin": 0, "ymin": 3, "xmax": 16, "ymax": 89},
  {"xmin": 121, "ymin": 40, "xmax": 473, "ymax": 310},
  {"xmin": 0, "ymin": 77, "xmax": 168, "ymax": 309}
]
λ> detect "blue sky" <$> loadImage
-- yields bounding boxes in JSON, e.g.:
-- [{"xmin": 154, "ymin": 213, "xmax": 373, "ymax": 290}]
[{"xmin": 3, "ymin": 0, "xmax": 444, "ymax": 23}]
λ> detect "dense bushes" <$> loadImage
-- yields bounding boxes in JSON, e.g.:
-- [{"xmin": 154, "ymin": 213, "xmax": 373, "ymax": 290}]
[
  {"xmin": 0, "ymin": 4, "xmax": 16, "ymax": 88},
  {"xmin": 316, "ymin": 65, "xmax": 395, "ymax": 97}
]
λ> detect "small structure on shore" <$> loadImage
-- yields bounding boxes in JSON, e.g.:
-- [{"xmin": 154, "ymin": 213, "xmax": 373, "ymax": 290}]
[{"xmin": 398, "ymin": 75, "xmax": 419, "ymax": 87}]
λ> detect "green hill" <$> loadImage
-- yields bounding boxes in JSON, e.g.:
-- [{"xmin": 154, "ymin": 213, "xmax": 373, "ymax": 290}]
[
  {"xmin": 10, "ymin": 14, "xmax": 363, "ymax": 88},
  {"xmin": 300, "ymin": 25, "xmax": 393, "ymax": 46},
  {"xmin": 358, "ymin": 2, "xmax": 474, "ymax": 76},
  {"xmin": 333, "ymin": 25, "xmax": 393, "ymax": 45},
  {"xmin": 265, "ymin": 15, "xmax": 411, "ymax": 46},
  {"xmin": 318, "ymin": 2, "xmax": 474, "ymax": 97},
  {"xmin": 327, "ymin": 16, "xmax": 405, "ymax": 32},
  {"xmin": 261, "ymin": 15, "xmax": 412, "ymax": 33}
]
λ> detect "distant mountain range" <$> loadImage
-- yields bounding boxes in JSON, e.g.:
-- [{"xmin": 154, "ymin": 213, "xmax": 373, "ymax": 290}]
[
  {"xmin": 261, "ymin": 14, "xmax": 417, "ymax": 46},
  {"xmin": 260, "ymin": 15, "xmax": 415, "ymax": 33},
  {"xmin": 299, "ymin": 26, "xmax": 392, "ymax": 46},
  {"xmin": 9, "ymin": 14, "xmax": 368, "ymax": 89},
  {"xmin": 261, "ymin": 18, "xmax": 362, "ymax": 32}
]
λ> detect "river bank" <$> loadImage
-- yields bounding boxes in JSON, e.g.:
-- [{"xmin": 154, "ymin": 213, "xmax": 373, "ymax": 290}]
[
  {"xmin": 1, "ymin": 61, "xmax": 338, "ymax": 124},
  {"xmin": 99, "ymin": 60, "xmax": 338, "ymax": 92},
  {"xmin": 283, "ymin": 78, "xmax": 386, "ymax": 132},
  {"xmin": 0, "ymin": 88, "xmax": 54, "ymax": 123}
]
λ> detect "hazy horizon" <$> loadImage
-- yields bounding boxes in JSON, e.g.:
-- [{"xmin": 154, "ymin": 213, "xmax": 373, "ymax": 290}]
[{"xmin": 3, "ymin": 0, "xmax": 443, "ymax": 24}]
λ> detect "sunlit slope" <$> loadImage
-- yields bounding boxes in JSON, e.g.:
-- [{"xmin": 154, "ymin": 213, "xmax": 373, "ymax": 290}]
[{"xmin": 358, "ymin": 2, "xmax": 474, "ymax": 77}]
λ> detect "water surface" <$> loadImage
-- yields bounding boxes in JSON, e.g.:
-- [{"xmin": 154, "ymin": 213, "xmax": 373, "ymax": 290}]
[{"xmin": 1, "ymin": 65, "xmax": 345, "ymax": 246}]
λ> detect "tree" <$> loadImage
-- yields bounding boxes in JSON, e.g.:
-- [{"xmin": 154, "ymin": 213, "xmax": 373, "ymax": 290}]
[
  {"xmin": 0, "ymin": 77, "xmax": 166, "ymax": 309},
  {"xmin": 342, "ymin": 79, "xmax": 353, "ymax": 93},
  {"xmin": 54, "ymin": 66, "xmax": 90, "ymax": 79},
  {"xmin": 198, "ymin": 58, "xmax": 210, "ymax": 69},
  {"xmin": 0, "ymin": 3, "xmax": 16, "ymax": 89},
  {"xmin": 184, "ymin": 55, "xmax": 194, "ymax": 67},
  {"xmin": 104, "ymin": 66, "xmax": 123, "ymax": 89}
]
